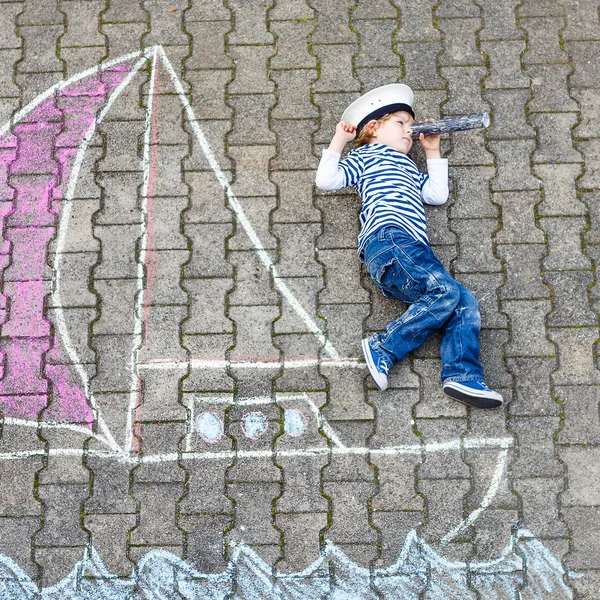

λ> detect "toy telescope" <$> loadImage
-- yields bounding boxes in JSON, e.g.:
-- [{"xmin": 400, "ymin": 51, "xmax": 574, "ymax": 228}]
[{"xmin": 411, "ymin": 113, "xmax": 490, "ymax": 138}]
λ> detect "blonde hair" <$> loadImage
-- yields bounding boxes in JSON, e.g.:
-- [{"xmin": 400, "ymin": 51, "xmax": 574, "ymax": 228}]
[{"xmin": 354, "ymin": 113, "xmax": 396, "ymax": 147}]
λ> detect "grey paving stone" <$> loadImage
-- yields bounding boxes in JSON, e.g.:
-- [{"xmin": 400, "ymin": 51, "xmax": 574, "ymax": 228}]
[
  {"xmin": 227, "ymin": 46, "xmax": 275, "ymax": 94},
  {"xmin": 92, "ymin": 278, "xmax": 137, "ymax": 335},
  {"xmin": 276, "ymin": 512, "xmax": 328, "ymax": 573},
  {"xmin": 0, "ymin": 516, "xmax": 40, "ymax": 579},
  {"xmin": 478, "ymin": 0, "xmax": 523, "ymax": 41},
  {"xmin": 180, "ymin": 513, "xmax": 232, "ymax": 572},
  {"xmin": 482, "ymin": 41, "xmax": 529, "ymax": 89},
  {"xmin": 498, "ymin": 244, "xmax": 549, "ymax": 300},
  {"xmin": 90, "ymin": 333, "xmax": 137, "ymax": 392},
  {"xmin": 228, "ymin": 94, "xmax": 275, "ymax": 146},
  {"xmin": 323, "ymin": 369, "xmax": 374, "ymax": 420},
  {"xmin": 0, "ymin": 457, "xmax": 43, "ymax": 516},
  {"xmin": 448, "ymin": 166, "xmax": 497, "ymax": 219},
  {"xmin": 84, "ymin": 459, "xmax": 137, "ymax": 514},
  {"xmin": 437, "ymin": 18, "xmax": 485, "ymax": 67},
  {"xmin": 319, "ymin": 248, "xmax": 368, "ymax": 303},
  {"xmin": 271, "ymin": 70, "xmax": 318, "ymax": 120},
  {"xmin": 536, "ymin": 163, "xmax": 586, "ymax": 216},
  {"xmin": 276, "ymin": 456, "xmax": 328, "ymax": 513},
  {"xmin": 577, "ymin": 139, "xmax": 600, "ymax": 190},
  {"xmin": 353, "ymin": 0, "xmax": 398, "ymax": 19},
  {"xmin": 101, "ymin": 22, "xmax": 147, "ymax": 60},
  {"xmin": 505, "ymin": 357, "xmax": 558, "ymax": 416},
  {"xmin": 310, "ymin": 0, "xmax": 355, "ymax": 44},
  {"xmin": 273, "ymin": 276, "xmax": 320, "ymax": 333},
  {"xmin": 545, "ymin": 270, "xmax": 595, "ymax": 327},
  {"xmin": 130, "ymin": 482, "xmax": 185, "ymax": 546},
  {"xmin": 557, "ymin": 385, "xmax": 600, "ymax": 443},
  {"xmin": 184, "ymin": 171, "xmax": 231, "ymax": 224},
  {"xmin": 503, "ymin": 299, "xmax": 554, "ymax": 357},
  {"xmin": 179, "ymin": 459, "xmax": 232, "ymax": 514},
  {"xmin": 472, "ymin": 510, "xmax": 520, "ymax": 564},
  {"xmin": 518, "ymin": 0, "xmax": 565, "ymax": 17},
  {"xmin": 526, "ymin": 63, "xmax": 579, "ymax": 113},
  {"xmin": 541, "ymin": 216, "xmax": 590, "ymax": 271},
  {"xmin": 562, "ymin": 507, "xmax": 600, "ymax": 570},
  {"xmin": 136, "ymin": 372, "xmax": 187, "ymax": 422},
  {"xmin": 144, "ymin": 0, "xmax": 190, "ymax": 46},
  {"xmin": 510, "ymin": 416, "xmax": 563, "ymax": 478},
  {"xmin": 182, "ymin": 334, "xmax": 235, "ymax": 392},
  {"xmin": 417, "ymin": 419, "xmax": 469, "ymax": 479},
  {"xmin": 271, "ymin": 119, "xmax": 319, "ymax": 171},
  {"xmin": 186, "ymin": 22, "xmax": 231, "ymax": 70},
  {"xmin": 47, "ymin": 252, "xmax": 97, "ymax": 307},
  {"xmin": 395, "ymin": 42, "xmax": 445, "ymax": 90},
  {"xmin": 316, "ymin": 192, "xmax": 360, "ymax": 248},
  {"xmin": 312, "ymin": 44, "xmax": 360, "ymax": 93},
  {"xmin": 313, "ymin": 91, "xmax": 358, "ymax": 145},
  {"xmin": 520, "ymin": 17, "xmax": 569, "ymax": 65},
  {"xmin": 531, "ymin": 112, "xmax": 582, "ymax": 164},
  {"xmin": 418, "ymin": 478, "xmax": 471, "ymax": 546},
  {"xmin": 0, "ymin": 49, "xmax": 20, "ymax": 97},
  {"xmin": 465, "ymin": 449, "xmax": 517, "ymax": 510},
  {"xmin": 0, "ymin": 4, "xmax": 21, "ymax": 48},
  {"xmin": 226, "ymin": 482, "xmax": 282, "ymax": 545},
  {"xmin": 60, "ymin": 0, "xmax": 105, "ymax": 48},
  {"xmin": 413, "ymin": 358, "xmax": 466, "ymax": 418},
  {"xmin": 440, "ymin": 66, "xmax": 489, "ymax": 116},
  {"xmin": 184, "ymin": 223, "xmax": 233, "ymax": 277},
  {"xmin": 494, "ymin": 191, "xmax": 544, "ymax": 245},
  {"xmin": 228, "ymin": 145, "xmax": 276, "ymax": 197},
  {"xmin": 36, "ymin": 546, "xmax": 89, "ymax": 588},
  {"xmin": 488, "ymin": 139, "xmax": 540, "ymax": 191},
  {"xmin": 34, "ymin": 484, "xmax": 88, "ymax": 546},
  {"xmin": 513, "ymin": 477, "xmax": 569, "ymax": 538},
  {"xmin": 272, "ymin": 222, "xmax": 321, "ymax": 277},
  {"xmin": 323, "ymin": 481, "xmax": 377, "ymax": 543},
  {"xmin": 485, "ymin": 89, "xmax": 535, "ymax": 140},
  {"xmin": 270, "ymin": 21, "xmax": 315, "ymax": 70},
  {"xmin": 354, "ymin": 19, "xmax": 399, "ymax": 68},
  {"xmin": 451, "ymin": 218, "xmax": 501, "ymax": 273},
  {"xmin": 560, "ymin": 446, "xmax": 600, "ymax": 506},
  {"xmin": 394, "ymin": 0, "xmax": 440, "ymax": 42}
]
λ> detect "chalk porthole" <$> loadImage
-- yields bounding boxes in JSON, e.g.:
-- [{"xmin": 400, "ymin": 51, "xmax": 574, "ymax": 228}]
[
  {"xmin": 241, "ymin": 412, "xmax": 267, "ymax": 439},
  {"xmin": 284, "ymin": 409, "xmax": 306, "ymax": 437},
  {"xmin": 196, "ymin": 412, "xmax": 224, "ymax": 443}
]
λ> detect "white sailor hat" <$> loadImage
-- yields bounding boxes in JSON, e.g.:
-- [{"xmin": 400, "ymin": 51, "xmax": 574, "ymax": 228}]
[{"xmin": 341, "ymin": 83, "xmax": 415, "ymax": 134}]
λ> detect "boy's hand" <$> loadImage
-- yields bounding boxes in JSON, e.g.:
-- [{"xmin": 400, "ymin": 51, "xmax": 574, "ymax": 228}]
[
  {"xmin": 328, "ymin": 121, "xmax": 357, "ymax": 153},
  {"xmin": 417, "ymin": 118, "xmax": 441, "ymax": 159}
]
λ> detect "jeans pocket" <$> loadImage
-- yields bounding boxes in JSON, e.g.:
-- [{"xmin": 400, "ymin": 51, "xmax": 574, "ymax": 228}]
[{"xmin": 371, "ymin": 256, "xmax": 420, "ymax": 302}]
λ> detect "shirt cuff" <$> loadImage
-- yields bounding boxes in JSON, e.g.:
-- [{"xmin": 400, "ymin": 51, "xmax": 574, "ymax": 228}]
[{"xmin": 322, "ymin": 149, "xmax": 342, "ymax": 159}]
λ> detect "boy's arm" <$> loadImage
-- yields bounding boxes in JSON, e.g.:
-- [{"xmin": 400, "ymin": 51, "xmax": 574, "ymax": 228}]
[
  {"xmin": 419, "ymin": 130, "xmax": 449, "ymax": 206},
  {"xmin": 315, "ymin": 121, "xmax": 358, "ymax": 191}
]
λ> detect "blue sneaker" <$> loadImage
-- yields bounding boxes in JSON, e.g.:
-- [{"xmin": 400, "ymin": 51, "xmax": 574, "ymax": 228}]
[
  {"xmin": 362, "ymin": 337, "xmax": 390, "ymax": 391},
  {"xmin": 442, "ymin": 380, "xmax": 503, "ymax": 409}
]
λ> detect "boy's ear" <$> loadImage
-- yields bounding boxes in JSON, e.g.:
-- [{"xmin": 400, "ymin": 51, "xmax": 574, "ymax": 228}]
[{"xmin": 365, "ymin": 119, "xmax": 379, "ymax": 136}]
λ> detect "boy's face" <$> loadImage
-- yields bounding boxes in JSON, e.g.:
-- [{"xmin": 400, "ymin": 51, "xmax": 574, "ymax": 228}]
[{"xmin": 369, "ymin": 110, "xmax": 414, "ymax": 154}]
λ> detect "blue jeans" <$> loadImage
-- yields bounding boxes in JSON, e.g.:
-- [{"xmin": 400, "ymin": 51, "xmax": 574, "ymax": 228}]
[{"xmin": 363, "ymin": 227, "xmax": 484, "ymax": 384}]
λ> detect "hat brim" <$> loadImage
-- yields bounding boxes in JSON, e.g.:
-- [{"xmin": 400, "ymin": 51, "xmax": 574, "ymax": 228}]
[{"xmin": 356, "ymin": 103, "xmax": 415, "ymax": 134}]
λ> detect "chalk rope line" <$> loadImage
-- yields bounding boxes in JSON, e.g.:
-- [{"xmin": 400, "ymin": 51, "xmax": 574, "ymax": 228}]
[{"xmin": 0, "ymin": 45, "xmax": 513, "ymax": 544}]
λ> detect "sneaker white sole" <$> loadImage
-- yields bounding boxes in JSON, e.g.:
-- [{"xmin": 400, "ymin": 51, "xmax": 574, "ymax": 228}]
[
  {"xmin": 362, "ymin": 338, "xmax": 388, "ymax": 391},
  {"xmin": 442, "ymin": 382, "xmax": 503, "ymax": 409}
]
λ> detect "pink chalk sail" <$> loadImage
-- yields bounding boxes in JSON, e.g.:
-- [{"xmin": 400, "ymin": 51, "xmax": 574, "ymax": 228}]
[{"xmin": 0, "ymin": 64, "xmax": 132, "ymax": 425}]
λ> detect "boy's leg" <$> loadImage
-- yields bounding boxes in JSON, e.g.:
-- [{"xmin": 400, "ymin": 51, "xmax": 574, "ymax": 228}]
[
  {"xmin": 364, "ymin": 230, "xmax": 461, "ymax": 367},
  {"xmin": 439, "ymin": 283, "xmax": 484, "ymax": 382},
  {"xmin": 439, "ymin": 283, "xmax": 504, "ymax": 408}
]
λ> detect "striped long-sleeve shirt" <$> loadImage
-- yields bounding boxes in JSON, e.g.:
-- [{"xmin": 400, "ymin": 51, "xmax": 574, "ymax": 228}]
[{"xmin": 315, "ymin": 143, "xmax": 448, "ymax": 260}]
